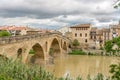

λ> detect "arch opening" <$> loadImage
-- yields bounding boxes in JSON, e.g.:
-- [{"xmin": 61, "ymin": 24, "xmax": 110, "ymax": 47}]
[
  {"xmin": 49, "ymin": 38, "xmax": 61, "ymax": 57},
  {"xmin": 45, "ymin": 41, "xmax": 48, "ymax": 52},
  {"xmin": 17, "ymin": 48, "xmax": 22, "ymax": 59},
  {"xmin": 63, "ymin": 42, "xmax": 67, "ymax": 51},
  {"xmin": 29, "ymin": 43, "xmax": 44, "ymax": 64}
]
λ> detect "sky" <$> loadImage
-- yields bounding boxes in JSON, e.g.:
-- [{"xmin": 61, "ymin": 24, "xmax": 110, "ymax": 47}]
[{"xmin": 0, "ymin": 0, "xmax": 120, "ymax": 30}]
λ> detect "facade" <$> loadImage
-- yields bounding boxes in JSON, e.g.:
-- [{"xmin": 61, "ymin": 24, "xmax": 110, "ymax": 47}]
[
  {"xmin": 70, "ymin": 24, "xmax": 91, "ymax": 45},
  {"xmin": 110, "ymin": 22, "xmax": 120, "ymax": 38},
  {"xmin": 57, "ymin": 26, "xmax": 71, "ymax": 35},
  {"xmin": 90, "ymin": 28, "xmax": 103, "ymax": 48}
]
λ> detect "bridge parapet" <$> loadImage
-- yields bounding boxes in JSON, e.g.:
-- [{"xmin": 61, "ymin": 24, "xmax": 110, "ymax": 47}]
[{"xmin": 0, "ymin": 33, "xmax": 71, "ymax": 44}]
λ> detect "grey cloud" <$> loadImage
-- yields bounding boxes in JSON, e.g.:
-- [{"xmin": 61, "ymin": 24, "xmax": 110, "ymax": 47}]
[{"xmin": 0, "ymin": 0, "xmax": 119, "ymax": 29}]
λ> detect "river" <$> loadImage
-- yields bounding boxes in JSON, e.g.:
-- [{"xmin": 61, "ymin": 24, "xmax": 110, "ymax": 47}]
[{"xmin": 44, "ymin": 55, "xmax": 119, "ymax": 79}]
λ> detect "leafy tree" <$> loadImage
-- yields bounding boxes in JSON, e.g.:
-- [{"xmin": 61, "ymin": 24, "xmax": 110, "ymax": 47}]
[
  {"xmin": 114, "ymin": 0, "xmax": 120, "ymax": 9},
  {"xmin": 116, "ymin": 36, "xmax": 120, "ymax": 48},
  {"xmin": 109, "ymin": 64, "xmax": 120, "ymax": 80},
  {"xmin": 104, "ymin": 40, "xmax": 113, "ymax": 52},
  {"xmin": 72, "ymin": 39, "xmax": 80, "ymax": 48},
  {"xmin": 0, "ymin": 31, "xmax": 11, "ymax": 37}
]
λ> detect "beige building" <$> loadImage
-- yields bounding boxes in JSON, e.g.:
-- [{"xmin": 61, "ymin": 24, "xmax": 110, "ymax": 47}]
[
  {"xmin": 110, "ymin": 22, "xmax": 120, "ymax": 38},
  {"xmin": 70, "ymin": 24, "xmax": 92, "ymax": 44},
  {"xmin": 102, "ymin": 28, "xmax": 112, "ymax": 43}
]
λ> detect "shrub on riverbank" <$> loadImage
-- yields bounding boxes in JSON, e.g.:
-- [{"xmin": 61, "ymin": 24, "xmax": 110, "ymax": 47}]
[
  {"xmin": 0, "ymin": 57, "xmax": 57, "ymax": 80},
  {"xmin": 69, "ymin": 50, "xmax": 86, "ymax": 55},
  {"xmin": 0, "ymin": 56, "xmax": 118, "ymax": 80}
]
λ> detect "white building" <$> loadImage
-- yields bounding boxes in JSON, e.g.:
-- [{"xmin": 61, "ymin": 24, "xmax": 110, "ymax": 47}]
[{"xmin": 57, "ymin": 26, "xmax": 71, "ymax": 35}]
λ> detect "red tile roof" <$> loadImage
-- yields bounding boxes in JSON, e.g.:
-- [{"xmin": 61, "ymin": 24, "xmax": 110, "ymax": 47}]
[{"xmin": 0, "ymin": 26, "xmax": 28, "ymax": 30}]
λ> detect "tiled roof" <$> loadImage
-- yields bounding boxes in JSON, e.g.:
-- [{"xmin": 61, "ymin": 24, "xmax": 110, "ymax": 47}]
[
  {"xmin": 91, "ymin": 27, "xmax": 98, "ymax": 32},
  {"xmin": 70, "ymin": 24, "xmax": 91, "ymax": 28},
  {"xmin": 0, "ymin": 26, "xmax": 29, "ymax": 30}
]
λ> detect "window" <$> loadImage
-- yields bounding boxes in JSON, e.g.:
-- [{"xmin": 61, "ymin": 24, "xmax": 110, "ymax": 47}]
[
  {"xmin": 85, "ymin": 33, "xmax": 87, "ymax": 37},
  {"xmin": 75, "ymin": 33, "xmax": 77, "ymax": 37},
  {"xmin": 85, "ymin": 39, "xmax": 87, "ymax": 43},
  {"xmin": 80, "ymin": 33, "xmax": 82, "ymax": 37}
]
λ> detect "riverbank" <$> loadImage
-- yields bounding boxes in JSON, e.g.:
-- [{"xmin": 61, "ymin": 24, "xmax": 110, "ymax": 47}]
[{"xmin": 69, "ymin": 49, "xmax": 120, "ymax": 57}]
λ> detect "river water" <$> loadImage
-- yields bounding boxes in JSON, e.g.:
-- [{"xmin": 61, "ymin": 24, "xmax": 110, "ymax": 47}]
[{"xmin": 44, "ymin": 55, "xmax": 119, "ymax": 78}]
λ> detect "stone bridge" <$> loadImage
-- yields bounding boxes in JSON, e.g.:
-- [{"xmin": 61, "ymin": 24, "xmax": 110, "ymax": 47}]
[{"xmin": 0, "ymin": 33, "xmax": 71, "ymax": 64}]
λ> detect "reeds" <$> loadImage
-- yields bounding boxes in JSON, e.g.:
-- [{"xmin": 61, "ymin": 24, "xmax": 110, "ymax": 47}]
[{"xmin": 0, "ymin": 57, "xmax": 112, "ymax": 80}]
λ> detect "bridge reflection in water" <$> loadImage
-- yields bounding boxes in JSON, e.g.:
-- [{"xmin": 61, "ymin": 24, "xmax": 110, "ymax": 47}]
[{"xmin": 44, "ymin": 55, "xmax": 119, "ymax": 79}]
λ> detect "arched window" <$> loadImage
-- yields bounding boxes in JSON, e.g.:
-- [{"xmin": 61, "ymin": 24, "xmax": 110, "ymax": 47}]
[
  {"xmin": 85, "ymin": 33, "xmax": 87, "ymax": 37},
  {"xmin": 75, "ymin": 33, "xmax": 77, "ymax": 37},
  {"xmin": 80, "ymin": 33, "xmax": 82, "ymax": 37},
  {"xmin": 85, "ymin": 39, "xmax": 88, "ymax": 43}
]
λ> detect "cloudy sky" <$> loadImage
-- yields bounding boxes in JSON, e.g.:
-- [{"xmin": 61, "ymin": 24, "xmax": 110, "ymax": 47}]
[{"xmin": 0, "ymin": 0, "xmax": 120, "ymax": 29}]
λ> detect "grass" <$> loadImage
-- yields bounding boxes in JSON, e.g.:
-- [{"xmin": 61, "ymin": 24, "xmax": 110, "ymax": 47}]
[{"xmin": 69, "ymin": 50, "xmax": 86, "ymax": 55}]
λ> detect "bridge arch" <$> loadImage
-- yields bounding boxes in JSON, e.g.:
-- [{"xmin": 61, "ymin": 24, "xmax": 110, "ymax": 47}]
[
  {"xmin": 45, "ymin": 41, "xmax": 48, "ymax": 52},
  {"xmin": 29, "ymin": 43, "xmax": 45, "ymax": 64},
  {"xmin": 17, "ymin": 48, "xmax": 22, "ymax": 58},
  {"xmin": 63, "ymin": 41, "xmax": 67, "ymax": 51},
  {"xmin": 49, "ymin": 38, "xmax": 61, "ymax": 57}
]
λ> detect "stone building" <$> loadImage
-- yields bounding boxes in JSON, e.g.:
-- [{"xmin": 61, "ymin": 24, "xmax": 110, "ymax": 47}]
[
  {"xmin": 70, "ymin": 24, "xmax": 92, "ymax": 48},
  {"xmin": 110, "ymin": 22, "xmax": 120, "ymax": 38},
  {"xmin": 89, "ymin": 27, "xmax": 103, "ymax": 49},
  {"xmin": 102, "ymin": 28, "xmax": 112, "ymax": 43}
]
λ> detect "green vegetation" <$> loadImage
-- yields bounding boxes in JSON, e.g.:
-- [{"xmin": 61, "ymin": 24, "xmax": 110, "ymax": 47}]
[
  {"xmin": 0, "ymin": 31, "xmax": 11, "ymax": 37},
  {"xmin": 104, "ymin": 40, "xmax": 113, "ymax": 52},
  {"xmin": 114, "ymin": 1, "xmax": 120, "ymax": 9},
  {"xmin": 29, "ymin": 49, "xmax": 35, "ymax": 54},
  {"xmin": 109, "ymin": 64, "xmax": 120, "ymax": 80},
  {"xmin": 0, "ymin": 57, "xmax": 57, "ymax": 80},
  {"xmin": 69, "ymin": 50, "xmax": 86, "ymax": 55},
  {"xmin": 72, "ymin": 39, "xmax": 80, "ymax": 48},
  {"xmin": 49, "ymin": 48, "xmax": 54, "ymax": 56},
  {"xmin": 104, "ymin": 36, "xmax": 120, "ymax": 54},
  {"xmin": 0, "ymin": 56, "xmax": 119, "ymax": 80}
]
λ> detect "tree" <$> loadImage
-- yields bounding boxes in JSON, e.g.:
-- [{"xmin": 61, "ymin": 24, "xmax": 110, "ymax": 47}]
[
  {"xmin": 0, "ymin": 31, "xmax": 11, "ymax": 37},
  {"xmin": 109, "ymin": 64, "xmax": 120, "ymax": 80},
  {"xmin": 114, "ymin": 0, "xmax": 120, "ymax": 9},
  {"xmin": 72, "ymin": 39, "xmax": 80, "ymax": 48},
  {"xmin": 104, "ymin": 40, "xmax": 113, "ymax": 52}
]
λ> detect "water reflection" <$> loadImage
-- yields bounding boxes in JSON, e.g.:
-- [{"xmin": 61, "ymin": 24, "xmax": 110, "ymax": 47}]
[{"xmin": 45, "ymin": 55, "xmax": 119, "ymax": 78}]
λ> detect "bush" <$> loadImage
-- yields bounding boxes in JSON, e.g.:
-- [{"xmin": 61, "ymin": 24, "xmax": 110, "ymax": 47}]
[
  {"xmin": 72, "ymin": 39, "xmax": 80, "ymax": 48},
  {"xmin": 0, "ymin": 31, "xmax": 11, "ymax": 37},
  {"xmin": 69, "ymin": 50, "xmax": 86, "ymax": 55},
  {"xmin": 0, "ymin": 57, "xmax": 57, "ymax": 80},
  {"xmin": 109, "ymin": 64, "xmax": 120, "ymax": 80},
  {"xmin": 29, "ymin": 49, "xmax": 35, "ymax": 54}
]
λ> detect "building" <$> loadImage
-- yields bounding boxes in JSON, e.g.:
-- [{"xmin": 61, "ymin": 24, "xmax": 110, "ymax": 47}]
[
  {"xmin": 70, "ymin": 24, "xmax": 92, "ymax": 44},
  {"xmin": 57, "ymin": 26, "xmax": 71, "ymax": 35},
  {"xmin": 89, "ymin": 27, "xmax": 103, "ymax": 48},
  {"xmin": 0, "ymin": 25, "xmax": 35, "ymax": 36},
  {"xmin": 110, "ymin": 22, "xmax": 120, "ymax": 38}
]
